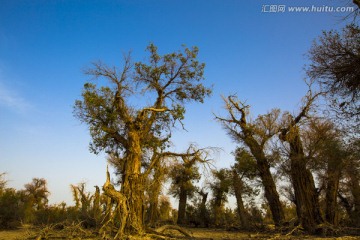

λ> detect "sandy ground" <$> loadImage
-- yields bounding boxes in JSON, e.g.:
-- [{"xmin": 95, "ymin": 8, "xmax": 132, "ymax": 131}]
[{"xmin": 0, "ymin": 228, "xmax": 359, "ymax": 240}]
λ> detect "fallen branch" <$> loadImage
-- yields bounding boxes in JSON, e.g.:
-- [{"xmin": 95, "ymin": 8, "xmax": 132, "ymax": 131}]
[{"xmin": 155, "ymin": 225, "xmax": 192, "ymax": 238}]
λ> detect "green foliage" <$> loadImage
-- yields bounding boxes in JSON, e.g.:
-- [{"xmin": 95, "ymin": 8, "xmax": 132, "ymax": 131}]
[
  {"xmin": 209, "ymin": 169, "xmax": 232, "ymax": 227},
  {"xmin": 233, "ymin": 148, "xmax": 258, "ymax": 180},
  {"xmin": 74, "ymin": 43, "xmax": 212, "ymax": 158},
  {"xmin": 169, "ymin": 162, "xmax": 200, "ymax": 198},
  {"xmin": 210, "ymin": 169, "xmax": 232, "ymax": 206},
  {"xmin": 24, "ymin": 178, "xmax": 49, "ymax": 211}
]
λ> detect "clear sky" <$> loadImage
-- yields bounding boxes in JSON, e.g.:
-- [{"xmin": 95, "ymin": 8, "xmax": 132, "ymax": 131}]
[{"xmin": 0, "ymin": 0, "xmax": 354, "ymax": 205}]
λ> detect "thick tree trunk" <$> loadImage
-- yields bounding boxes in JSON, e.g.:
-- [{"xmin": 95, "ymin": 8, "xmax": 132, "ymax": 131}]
[
  {"xmin": 245, "ymin": 137, "xmax": 284, "ymax": 226},
  {"xmin": 121, "ymin": 131, "xmax": 145, "ymax": 235},
  {"xmin": 177, "ymin": 187, "xmax": 187, "ymax": 225},
  {"xmin": 282, "ymin": 129, "xmax": 323, "ymax": 233},
  {"xmin": 232, "ymin": 169, "xmax": 249, "ymax": 229}
]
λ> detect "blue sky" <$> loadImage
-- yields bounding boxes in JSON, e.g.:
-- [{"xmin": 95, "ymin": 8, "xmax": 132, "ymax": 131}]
[{"xmin": 0, "ymin": 0, "xmax": 354, "ymax": 205}]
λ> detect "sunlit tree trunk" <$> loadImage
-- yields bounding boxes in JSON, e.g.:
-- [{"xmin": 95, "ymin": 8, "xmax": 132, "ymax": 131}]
[{"xmin": 121, "ymin": 130, "xmax": 144, "ymax": 235}]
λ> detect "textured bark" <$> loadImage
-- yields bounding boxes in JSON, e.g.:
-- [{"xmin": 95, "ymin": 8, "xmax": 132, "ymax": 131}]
[
  {"xmin": 281, "ymin": 127, "xmax": 323, "ymax": 233},
  {"xmin": 232, "ymin": 169, "xmax": 249, "ymax": 229},
  {"xmin": 102, "ymin": 168, "xmax": 129, "ymax": 239},
  {"xmin": 121, "ymin": 130, "xmax": 145, "ymax": 235}
]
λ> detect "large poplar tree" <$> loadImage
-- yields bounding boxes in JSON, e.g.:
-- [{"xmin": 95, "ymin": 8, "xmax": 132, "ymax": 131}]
[{"xmin": 74, "ymin": 44, "xmax": 211, "ymax": 237}]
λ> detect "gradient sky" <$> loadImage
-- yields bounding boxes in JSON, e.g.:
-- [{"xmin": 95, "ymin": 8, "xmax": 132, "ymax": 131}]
[{"xmin": 0, "ymin": 0, "xmax": 354, "ymax": 205}]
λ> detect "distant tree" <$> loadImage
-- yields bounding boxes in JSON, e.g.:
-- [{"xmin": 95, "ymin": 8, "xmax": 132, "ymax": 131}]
[
  {"xmin": 198, "ymin": 189, "xmax": 210, "ymax": 227},
  {"xmin": 209, "ymin": 168, "xmax": 232, "ymax": 227},
  {"xmin": 307, "ymin": 24, "xmax": 360, "ymax": 123},
  {"xmin": 74, "ymin": 44, "xmax": 211, "ymax": 237},
  {"xmin": 158, "ymin": 195, "xmax": 172, "ymax": 222},
  {"xmin": 168, "ymin": 145, "xmax": 212, "ymax": 225},
  {"xmin": 0, "ymin": 188, "xmax": 22, "ymax": 228},
  {"xmin": 231, "ymin": 148, "xmax": 258, "ymax": 229},
  {"xmin": 169, "ymin": 159, "xmax": 200, "ymax": 225},
  {"xmin": 0, "ymin": 174, "xmax": 23, "ymax": 229},
  {"xmin": 0, "ymin": 173, "xmax": 6, "ymax": 193},
  {"xmin": 24, "ymin": 178, "xmax": 49, "ymax": 211},
  {"xmin": 216, "ymin": 96, "xmax": 285, "ymax": 226}
]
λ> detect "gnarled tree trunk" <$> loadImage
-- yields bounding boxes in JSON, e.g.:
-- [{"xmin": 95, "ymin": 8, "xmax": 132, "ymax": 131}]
[{"xmin": 121, "ymin": 131, "xmax": 145, "ymax": 235}]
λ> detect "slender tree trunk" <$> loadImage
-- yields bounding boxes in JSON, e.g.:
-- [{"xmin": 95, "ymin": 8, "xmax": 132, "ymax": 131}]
[
  {"xmin": 232, "ymin": 169, "xmax": 249, "ymax": 229},
  {"xmin": 177, "ymin": 187, "xmax": 187, "ymax": 225},
  {"xmin": 282, "ymin": 128, "xmax": 323, "ymax": 233}
]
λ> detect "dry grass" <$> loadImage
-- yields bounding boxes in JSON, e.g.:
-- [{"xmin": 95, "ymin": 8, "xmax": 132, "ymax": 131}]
[{"xmin": 0, "ymin": 229, "xmax": 28, "ymax": 240}]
